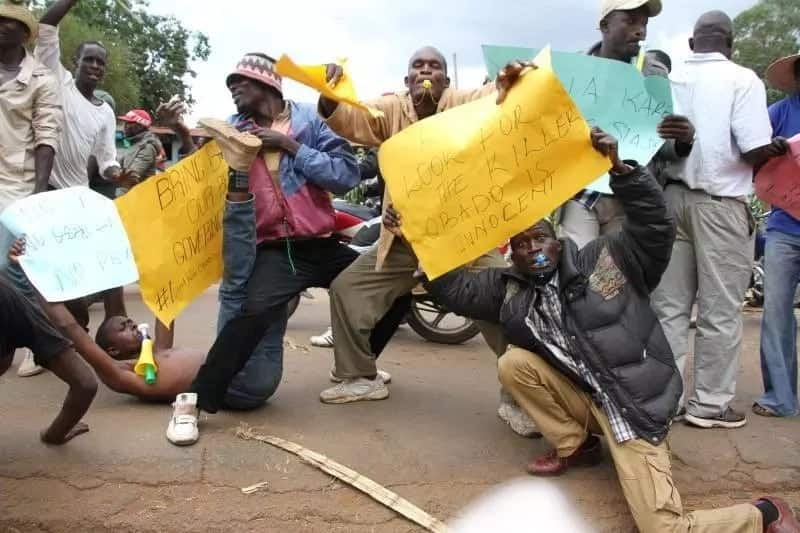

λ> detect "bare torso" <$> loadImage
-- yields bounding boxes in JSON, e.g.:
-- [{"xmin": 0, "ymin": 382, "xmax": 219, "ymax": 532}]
[{"xmin": 120, "ymin": 347, "xmax": 205, "ymax": 402}]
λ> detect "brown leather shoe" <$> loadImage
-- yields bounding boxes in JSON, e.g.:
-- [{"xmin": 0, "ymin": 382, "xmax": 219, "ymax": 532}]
[
  {"xmin": 526, "ymin": 435, "xmax": 603, "ymax": 477},
  {"xmin": 757, "ymin": 497, "xmax": 800, "ymax": 533}
]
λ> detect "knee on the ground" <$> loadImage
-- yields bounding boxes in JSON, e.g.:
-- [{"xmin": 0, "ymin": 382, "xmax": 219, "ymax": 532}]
[
  {"xmin": 223, "ymin": 366, "xmax": 282, "ymax": 411},
  {"xmin": 223, "ymin": 377, "xmax": 280, "ymax": 410}
]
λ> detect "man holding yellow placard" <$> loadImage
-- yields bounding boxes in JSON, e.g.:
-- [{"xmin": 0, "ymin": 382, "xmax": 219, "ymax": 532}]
[{"xmin": 316, "ymin": 46, "xmax": 538, "ymax": 436}]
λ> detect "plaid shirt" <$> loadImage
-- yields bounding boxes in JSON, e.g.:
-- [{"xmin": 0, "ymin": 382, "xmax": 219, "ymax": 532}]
[{"xmin": 523, "ymin": 275, "xmax": 637, "ymax": 444}]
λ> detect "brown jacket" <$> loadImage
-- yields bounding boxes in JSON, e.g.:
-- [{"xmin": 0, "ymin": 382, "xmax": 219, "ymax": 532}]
[{"xmin": 324, "ymin": 85, "xmax": 495, "ymax": 268}]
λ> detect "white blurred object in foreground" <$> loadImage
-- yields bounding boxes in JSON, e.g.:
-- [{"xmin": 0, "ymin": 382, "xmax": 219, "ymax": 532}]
[{"xmin": 450, "ymin": 479, "xmax": 594, "ymax": 533}]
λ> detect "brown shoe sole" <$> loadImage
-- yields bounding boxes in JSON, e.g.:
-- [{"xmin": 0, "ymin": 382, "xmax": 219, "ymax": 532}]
[{"xmin": 197, "ymin": 117, "xmax": 262, "ymax": 171}]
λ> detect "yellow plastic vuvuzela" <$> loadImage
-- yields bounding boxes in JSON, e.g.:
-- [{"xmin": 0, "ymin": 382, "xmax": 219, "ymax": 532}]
[{"xmin": 134, "ymin": 324, "xmax": 158, "ymax": 385}]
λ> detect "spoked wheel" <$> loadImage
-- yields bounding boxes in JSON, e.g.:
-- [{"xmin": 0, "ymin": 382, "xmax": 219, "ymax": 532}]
[{"xmin": 406, "ymin": 297, "xmax": 480, "ymax": 345}]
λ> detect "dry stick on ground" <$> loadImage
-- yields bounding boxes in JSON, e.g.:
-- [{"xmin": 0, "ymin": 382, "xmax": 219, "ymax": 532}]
[{"xmin": 236, "ymin": 425, "xmax": 450, "ymax": 533}]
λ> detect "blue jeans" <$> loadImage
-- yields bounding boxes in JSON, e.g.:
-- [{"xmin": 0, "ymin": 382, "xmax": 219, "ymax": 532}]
[
  {"xmin": 219, "ymin": 197, "xmax": 288, "ymax": 410},
  {"xmin": 758, "ymin": 230, "xmax": 800, "ymax": 416}
]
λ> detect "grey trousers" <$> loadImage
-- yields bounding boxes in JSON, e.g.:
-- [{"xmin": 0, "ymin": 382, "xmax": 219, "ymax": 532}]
[
  {"xmin": 329, "ymin": 239, "xmax": 508, "ymax": 378},
  {"xmin": 651, "ymin": 184, "xmax": 754, "ymax": 418},
  {"xmin": 557, "ymin": 196, "xmax": 625, "ymax": 249}
]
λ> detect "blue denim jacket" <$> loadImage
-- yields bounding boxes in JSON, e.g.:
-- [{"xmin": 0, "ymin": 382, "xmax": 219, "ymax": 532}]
[{"xmin": 229, "ymin": 101, "xmax": 359, "ymax": 242}]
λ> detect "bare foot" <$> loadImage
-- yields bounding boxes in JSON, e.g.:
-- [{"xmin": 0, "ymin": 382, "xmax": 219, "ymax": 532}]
[{"xmin": 41, "ymin": 422, "xmax": 90, "ymax": 445}]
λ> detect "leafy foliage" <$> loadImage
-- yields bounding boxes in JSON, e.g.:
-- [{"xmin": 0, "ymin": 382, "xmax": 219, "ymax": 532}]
[{"xmin": 733, "ymin": 0, "xmax": 800, "ymax": 103}]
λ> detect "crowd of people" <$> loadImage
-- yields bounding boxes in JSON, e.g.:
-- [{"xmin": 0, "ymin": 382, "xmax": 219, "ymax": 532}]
[{"xmin": 1, "ymin": 0, "xmax": 799, "ymax": 530}]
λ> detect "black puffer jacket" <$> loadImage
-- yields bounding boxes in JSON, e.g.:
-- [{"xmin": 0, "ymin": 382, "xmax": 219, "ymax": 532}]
[{"xmin": 427, "ymin": 165, "xmax": 682, "ymax": 444}]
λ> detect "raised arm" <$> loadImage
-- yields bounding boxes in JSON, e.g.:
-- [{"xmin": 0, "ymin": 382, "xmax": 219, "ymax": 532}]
[
  {"xmin": 156, "ymin": 99, "xmax": 197, "ymax": 157},
  {"xmin": 583, "ymin": 128, "xmax": 675, "ymax": 292},
  {"xmin": 35, "ymin": 0, "xmax": 81, "ymax": 82},
  {"xmin": 319, "ymin": 96, "xmax": 394, "ymax": 147},
  {"xmin": 40, "ymin": 0, "xmax": 79, "ymax": 26}
]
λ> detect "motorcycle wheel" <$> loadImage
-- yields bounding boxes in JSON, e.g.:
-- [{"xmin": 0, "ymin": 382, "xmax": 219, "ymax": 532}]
[{"xmin": 406, "ymin": 297, "xmax": 481, "ymax": 345}]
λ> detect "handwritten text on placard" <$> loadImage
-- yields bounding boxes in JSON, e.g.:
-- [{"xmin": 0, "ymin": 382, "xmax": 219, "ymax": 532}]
[
  {"xmin": 379, "ymin": 49, "xmax": 610, "ymax": 279},
  {"xmin": 0, "ymin": 188, "xmax": 138, "ymax": 302},
  {"xmin": 116, "ymin": 141, "xmax": 227, "ymax": 324}
]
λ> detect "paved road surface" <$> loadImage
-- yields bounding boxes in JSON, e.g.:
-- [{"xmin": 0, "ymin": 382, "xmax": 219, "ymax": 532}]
[{"xmin": 1, "ymin": 288, "xmax": 798, "ymax": 532}]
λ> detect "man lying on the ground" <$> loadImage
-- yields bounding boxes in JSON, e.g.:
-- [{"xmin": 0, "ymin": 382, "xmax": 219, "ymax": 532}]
[
  {"xmin": 9, "ymin": 224, "xmax": 283, "ymax": 408},
  {"xmin": 0, "ymin": 272, "xmax": 96, "ymax": 444},
  {"xmin": 387, "ymin": 127, "xmax": 800, "ymax": 533}
]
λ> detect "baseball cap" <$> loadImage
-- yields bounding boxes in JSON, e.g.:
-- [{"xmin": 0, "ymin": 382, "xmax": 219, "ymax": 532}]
[
  {"xmin": 118, "ymin": 109, "xmax": 153, "ymax": 128},
  {"xmin": 600, "ymin": 0, "xmax": 662, "ymax": 22}
]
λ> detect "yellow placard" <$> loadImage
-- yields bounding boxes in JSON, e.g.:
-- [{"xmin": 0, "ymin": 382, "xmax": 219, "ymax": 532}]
[
  {"xmin": 115, "ymin": 142, "xmax": 228, "ymax": 324},
  {"xmin": 378, "ymin": 48, "xmax": 610, "ymax": 279},
  {"xmin": 274, "ymin": 54, "xmax": 384, "ymax": 117}
]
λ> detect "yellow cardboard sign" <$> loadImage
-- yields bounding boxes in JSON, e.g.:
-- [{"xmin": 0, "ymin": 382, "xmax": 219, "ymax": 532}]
[
  {"xmin": 274, "ymin": 54, "xmax": 383, "ymax": 117},
  {"xmin": 115, "ymin": 141, "xmax": 228, "ymax": 324},
  {"xmin": 378, "ymin": 48, "xmax": 610, "ymax": 279}
]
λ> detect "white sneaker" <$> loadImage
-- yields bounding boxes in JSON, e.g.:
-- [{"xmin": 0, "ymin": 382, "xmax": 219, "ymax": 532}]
[
  {"xmin": 498, "ymin": 391, "xmax": 541, "ymax": 438},
  {"xmin": 320, "ymin": 377, "xmax": 389, "ymax": 404},
  {"xmin": 166, "ymin": 393, "xmax": 199, "ymax": 446},
  {"xmin": 17, "ymin": 349, "xmax": 45, "ymax": 377},
  {"xmin": 310, "ymin": 327, "xmax": 334, "ymax": 348},
  {"xmin": 329, "ymin": 366, "xmax": 392, "ymax": 384}
]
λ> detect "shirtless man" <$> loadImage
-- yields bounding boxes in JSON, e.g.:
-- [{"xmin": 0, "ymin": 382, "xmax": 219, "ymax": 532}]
[
  {"xmin": 7, "ymin": 123, "xmax": 274, "ymax": 407},
  {"xmin": 9, "ymin": 237, "xmax": 201, "ymax": 402}
]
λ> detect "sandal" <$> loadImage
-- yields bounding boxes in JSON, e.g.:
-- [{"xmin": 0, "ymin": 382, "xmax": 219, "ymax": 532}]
[{"xmin": 752, "ymin": 403, "xmax": 779, "ymax": 417}]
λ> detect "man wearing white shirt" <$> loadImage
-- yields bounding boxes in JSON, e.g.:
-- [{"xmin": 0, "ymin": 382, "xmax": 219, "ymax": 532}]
[
  {"xmin": 35, "ymin": 0, "xmax": 135, "ymax": 191},
  {"xmin": 652, "ymin": 10, "xmax": 788, "ymax": 429}
]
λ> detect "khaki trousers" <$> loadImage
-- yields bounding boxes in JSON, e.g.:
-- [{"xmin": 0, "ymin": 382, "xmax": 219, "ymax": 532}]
[
  {"xmin": 497, "ymin": 347, "xmax": 762, "ymax": 533},
  {"xmin": 330, "ymin": 239, "xmax": 508, "ymax": 378},
  {"xmin": 651, "ymin": 184, "xmax": 754, "ymax": 416}
]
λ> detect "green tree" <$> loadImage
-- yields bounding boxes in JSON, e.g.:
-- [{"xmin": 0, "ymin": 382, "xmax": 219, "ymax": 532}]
[
  {"xmin": 37, "ymin": 0, "xmax": 210, "ymax": 113},
  {"xmin": 733, "ymin": 0, "xmax": 800, "ymax": 104}
]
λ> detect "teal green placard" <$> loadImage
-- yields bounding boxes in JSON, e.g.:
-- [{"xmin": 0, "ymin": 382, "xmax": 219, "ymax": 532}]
[{"xmin": 483, "ymin": 45, "xmax": 673, "ymax": 193}]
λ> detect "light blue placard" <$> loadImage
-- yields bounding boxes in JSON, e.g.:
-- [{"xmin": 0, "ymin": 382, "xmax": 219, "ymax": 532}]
[
  {"xmin": 483, "ymin": 45, "xmax": 673, "ymax": 193},
  {"xmin": 0, "ymin": 188, "xmax": 139, "ymax": 302}
]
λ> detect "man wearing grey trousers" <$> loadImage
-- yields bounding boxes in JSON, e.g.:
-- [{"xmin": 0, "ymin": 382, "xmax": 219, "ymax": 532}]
[{"xmin": 651, "ymin": 11, "xmax": 789, "ymax": 429}]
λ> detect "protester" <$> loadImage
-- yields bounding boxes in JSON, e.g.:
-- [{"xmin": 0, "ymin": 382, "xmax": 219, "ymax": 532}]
[
  {"xmin": 163, "ymin": 53, "xmax": 407, "ymax": 446},
  {"xmin": 651, "ymin": 10, "xmax": 789, "ymax": 429},
  {"xmin": 9, "ymin": 142, "xmax": 353, "ymax": 409},
  {"xmin": 1, "ymin": 265, "xmax": 96, "ymax": 445},
  {"xmin": 1, "ymin": 0, "xmax": 63, "ymax": 378},
  {"xmin": 412, "ymin": 126, "xmax": 800, "ymax": 533},
  {"xmin": 117, "ymin": 108, "xmax": 163, "ymax": 191},
  {"xmin": 35, "ymin": 0, "xmax": 135, "ymax": 192},
  {"xmin": 315, "ymin": 46, "xmax": 538, "ymax": 438},
  {"xmin": 559, "ymin": 0, "xmax": 695, "ymax": 249},
  {"xmin": 753, "ymin": 53, "xmax": 800, "ymax": 418},
  {"xmin": 0, "ymin": 0, "xmax": 61, "ymax": 267}
]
